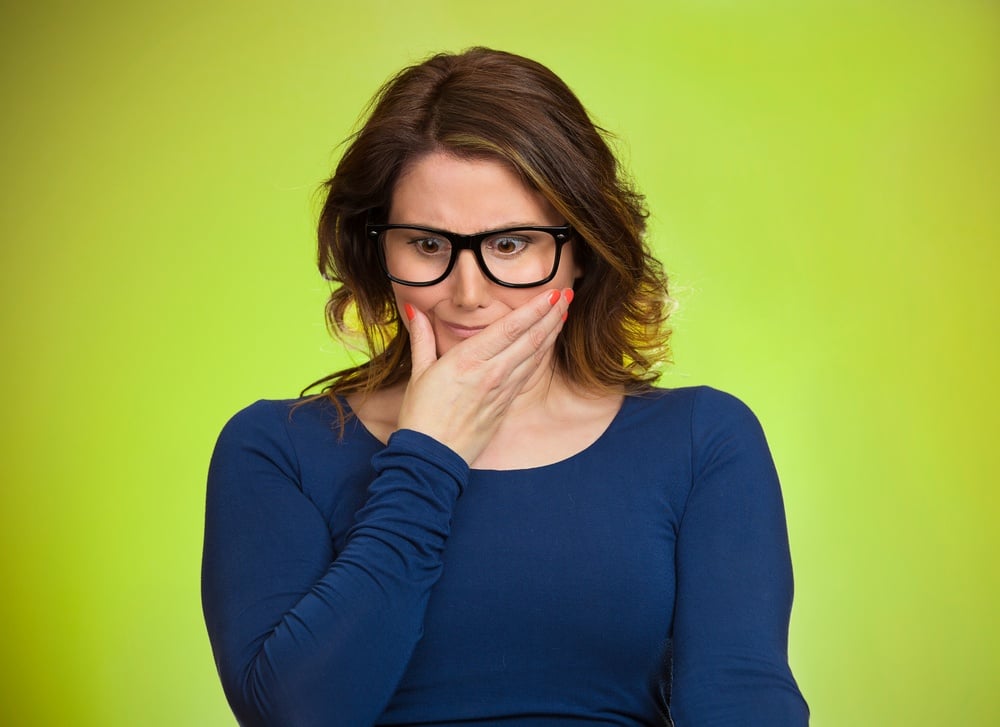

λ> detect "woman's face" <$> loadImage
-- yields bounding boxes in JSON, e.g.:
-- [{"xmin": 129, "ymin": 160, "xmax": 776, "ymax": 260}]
[{"xmin": 388, "ymin": 151, "xmax": 581, "ymax": 357}]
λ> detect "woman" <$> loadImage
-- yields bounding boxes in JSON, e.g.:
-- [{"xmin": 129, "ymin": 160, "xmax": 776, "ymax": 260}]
[{"xmin": 202, "ymin": 48, "xmax": 809, "ymax": 726}]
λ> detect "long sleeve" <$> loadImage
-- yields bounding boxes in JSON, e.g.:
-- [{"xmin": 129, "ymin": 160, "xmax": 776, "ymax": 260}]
[
  {"xmin": 201, "ymin": 401, "xmax": 468, "ymax": 727},
  {"xmin": 670, "ymin": 388, "xmax": 809, "ymax": 725}
]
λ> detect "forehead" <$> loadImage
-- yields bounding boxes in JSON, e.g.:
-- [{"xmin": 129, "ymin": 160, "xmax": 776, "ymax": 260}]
[{"xmin": 389, "ymin": 151, "xmax": 560, "ymax": 233}]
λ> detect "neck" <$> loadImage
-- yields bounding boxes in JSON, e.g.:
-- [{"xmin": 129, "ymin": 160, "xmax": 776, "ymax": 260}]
[
  {"xmin": 505, "ymin": 354, "xmax": 564, "ymax": 413},
  {"xmin": 470, "ymin": 357, "xmax": 624, "ymax": 471}
]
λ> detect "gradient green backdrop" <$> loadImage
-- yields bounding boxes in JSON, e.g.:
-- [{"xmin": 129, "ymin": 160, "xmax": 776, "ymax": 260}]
[{"xmin": 2, "ymin": 1, "xmax": 997, "ymax": 724}]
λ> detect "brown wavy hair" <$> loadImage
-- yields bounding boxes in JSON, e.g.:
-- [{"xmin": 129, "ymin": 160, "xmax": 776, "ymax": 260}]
[{"xmin": 305, "ymin": 47, "xmax": 673, "ymax": 411}]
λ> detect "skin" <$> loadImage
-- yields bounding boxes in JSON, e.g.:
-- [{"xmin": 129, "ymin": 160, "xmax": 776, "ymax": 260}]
[
  {"xmin": 350, "ymin": 151, "xmax": 623, "ymax": 469},
  {"xmin": 388, "ymin": 151, "xmax": 582, "ymax": 358}
]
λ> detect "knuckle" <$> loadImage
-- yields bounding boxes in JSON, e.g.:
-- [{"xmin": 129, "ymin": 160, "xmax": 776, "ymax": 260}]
[
  {"xmin": 500, "ymin": 319, "xmax": 523, "ymax": 343},
  {"xmin": 481, "ymin": 366, "xmax": 506, "ymax": 391},
  {"xmin": 533, "ymin": 346, "xmax": 548, "ymax": 367},
  {"xmin": 467, "ymin": 343, "xmax": 493, "ymax": 364},
  {"xmin": 528, "ymin": 325, "xmax": 547, "ymax": 351},
  {"xmin": 454, "ymin": 356, "xmax": 479, "ymax": 376}
]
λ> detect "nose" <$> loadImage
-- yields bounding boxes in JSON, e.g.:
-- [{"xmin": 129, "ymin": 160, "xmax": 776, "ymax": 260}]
[{"xmin": 448, "ymin": 250, "xmax": 492, "ymax": 308}]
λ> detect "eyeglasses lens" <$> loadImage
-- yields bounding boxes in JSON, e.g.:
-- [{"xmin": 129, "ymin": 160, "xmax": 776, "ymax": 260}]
[{"xmin": 381, "ymin": 228, "xmax": 558, "ymax": 286}]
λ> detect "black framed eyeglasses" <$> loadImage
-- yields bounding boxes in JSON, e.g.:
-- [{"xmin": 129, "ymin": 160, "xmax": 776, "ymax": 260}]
[{"xmin": 366, "ymin": 223, "xmax": 575, "ymax": 288}]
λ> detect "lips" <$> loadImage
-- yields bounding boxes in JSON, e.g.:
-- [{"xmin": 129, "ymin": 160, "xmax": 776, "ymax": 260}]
[{"xmin": 438, "ymin": 320, "xmax": 488, "ymax": 339}]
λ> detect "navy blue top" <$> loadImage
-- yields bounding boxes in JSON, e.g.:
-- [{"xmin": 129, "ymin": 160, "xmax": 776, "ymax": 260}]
[{"xmin": 202, "ymin": 386, "xmax": 808, "ymax": 726}]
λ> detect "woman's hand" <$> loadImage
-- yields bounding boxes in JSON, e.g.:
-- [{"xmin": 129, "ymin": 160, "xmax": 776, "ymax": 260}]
[{"xmin": 397, "ymin": 288, "xmax": 572, "ymax": 464}]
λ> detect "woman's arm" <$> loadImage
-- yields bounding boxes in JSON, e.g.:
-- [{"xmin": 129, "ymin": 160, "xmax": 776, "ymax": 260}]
[
  {"xmin": 202, "ymin": 406, "xmax": 466, "ymax": 727},
  {"xmin": 202, "ymin": 288, "xmax": 572, "ymax": 726},
  {"xmin": 670, "ymin": 388, "xmax": 809, "ymax": 725}
]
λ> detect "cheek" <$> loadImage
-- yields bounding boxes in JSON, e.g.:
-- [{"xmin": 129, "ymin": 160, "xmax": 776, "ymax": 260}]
[
  {"xmin": 564, "ymin": 249, "xmax": 583, "ymax": 282},
  {"xmin": 392, "ymin": 285, "xmax": 438, "ymax": 328},
  {"xmin": 391, "ymin": 290, "xmax": 411, "ymax": 331},
  {"xmin": 493, "ymin": 290, "xmax": 538, "ymax": 312}
]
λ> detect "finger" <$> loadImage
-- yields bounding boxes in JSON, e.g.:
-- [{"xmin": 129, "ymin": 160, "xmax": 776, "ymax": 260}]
[
  {"xmin": 404, "ymin": 304, "xmax": 438, "ymax": 378},
  {"xmin": 460, "ymin": 288, "xmax": 563, "ymax": 361},
  {"xmin": 497, "ymin": 296, "xmax": 568, "ymax": 385},
  {"xmin": 481, "ymin": 287, "xmax": 569, "ymax": 368}
]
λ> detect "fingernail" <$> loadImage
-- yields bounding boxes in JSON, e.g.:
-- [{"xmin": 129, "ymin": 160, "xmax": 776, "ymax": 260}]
[
  {"xmin": 404, "ymin": 303, "xmax": 415, "ymax": 321},
  {"xmin": 563, "ymin": 288, "xmax": 574, "ymax": 304},
  {"xmin": 561, "ymin": 311, "xmax": 568, "ymax": 322},
  {"xmin": 548, "ymin": 290, "xmax": 560, "ymax": 305}
]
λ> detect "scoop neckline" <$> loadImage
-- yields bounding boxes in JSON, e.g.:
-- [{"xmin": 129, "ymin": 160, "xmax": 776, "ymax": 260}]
[{"xmin": 340, "ymin": 393, "xmax": 631, "ymax": 474}]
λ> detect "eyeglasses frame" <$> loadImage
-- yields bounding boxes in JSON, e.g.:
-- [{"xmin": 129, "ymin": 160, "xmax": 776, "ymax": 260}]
[{"xmin": 366, "ymin": 223, "xmax": 575, "ymax": 288}]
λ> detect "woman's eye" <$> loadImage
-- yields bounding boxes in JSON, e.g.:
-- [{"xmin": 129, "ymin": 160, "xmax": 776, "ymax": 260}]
[
  {"xmin": 413, "ymin": 238, "xmax": 446, "ymax": 254},
  {"xmin": 488, "ymin": 236, "xmax": 528, "ymax": 255}
]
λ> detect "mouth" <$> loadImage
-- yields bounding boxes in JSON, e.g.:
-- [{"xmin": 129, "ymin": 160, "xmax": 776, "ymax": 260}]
[{"xmin": 438, "ymin": 320, "xmax": 488, "ymax": 339}]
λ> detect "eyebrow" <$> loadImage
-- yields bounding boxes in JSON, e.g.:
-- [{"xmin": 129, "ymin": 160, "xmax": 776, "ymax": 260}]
[{"xmin": 387, "ymin": 221, "xmax": 561, "ymax": 233}]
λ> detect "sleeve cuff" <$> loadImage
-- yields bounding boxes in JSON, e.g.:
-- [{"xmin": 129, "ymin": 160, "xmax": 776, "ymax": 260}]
[{"xmin": 381, "ymin": 428, "xmax": 470, "ymax": 492}]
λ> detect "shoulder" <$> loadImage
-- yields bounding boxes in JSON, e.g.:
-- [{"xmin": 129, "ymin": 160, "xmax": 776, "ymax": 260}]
[
  {"xmin": 624, "ymin": 385, "xmax": 770, "ymax": 468},
  {"xmin": 217, "ymin": 398, "xmax": 295, "ymax": 435},
  {"xmin": 688, "ymin": 386, "xmax": 765, "ymax": 437},
  {"xmin": 212, "ymin": 397, "xmax": 345, "ymax": 473},
  {"xmin": 623, "ymin": 385, "xmax": 761, "ymax": 430},
  {"xmin": 219, "ymin": 396, "xmax": 342, "ymax": 438},
  {"xmin": 217, "ymin": 398, "xmax": 320, "ymax": 444},
  {"xmin": 663, "ymin": 387, "xmax": 776, "ymax": 485},
  {"xmin": 207, "ymin": 397, "xmax": 386, "ymax": 536}
]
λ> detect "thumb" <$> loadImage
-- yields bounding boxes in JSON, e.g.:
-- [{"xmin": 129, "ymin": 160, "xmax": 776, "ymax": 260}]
[{"xmin": 404, "ymin": 303, "xmax": 438, "ymax": 377}]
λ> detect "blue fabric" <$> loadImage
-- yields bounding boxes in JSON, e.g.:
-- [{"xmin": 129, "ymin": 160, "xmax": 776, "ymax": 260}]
[{"xmin": 202, "ymin": 386, "xmax": 809, "ymax": 726}]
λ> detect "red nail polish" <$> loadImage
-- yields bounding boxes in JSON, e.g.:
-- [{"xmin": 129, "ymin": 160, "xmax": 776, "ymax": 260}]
[
  {"xmin": 563, "ymin": 288, "xmax": 574, "ymax": 304},
  {"xmin": 561, "ymin": 311, "xmax": 568, "ymax": 322},
  {"xmin": 548, "ymin": 290, "xmax": 560, "ymax": 305},
  {"xmin": 404, "ymin": 303, "xmax": 415, "ymax": 321}
]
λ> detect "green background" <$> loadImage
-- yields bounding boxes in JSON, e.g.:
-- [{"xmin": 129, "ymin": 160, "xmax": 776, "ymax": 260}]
[{"xmin": 2, "ymin": 1, "xmax": 997, "ymax": 724}]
